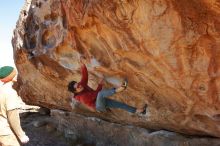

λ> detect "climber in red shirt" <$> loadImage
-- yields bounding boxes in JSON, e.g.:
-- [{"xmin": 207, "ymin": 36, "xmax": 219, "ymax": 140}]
[{"xmin": 68, "ymin": 58, "xmax": 146, "ymax": 114}]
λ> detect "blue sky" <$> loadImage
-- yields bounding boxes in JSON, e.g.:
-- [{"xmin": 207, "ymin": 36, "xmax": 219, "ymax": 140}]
[{"xmin": 0, "ymin": 1, "xmax": 25, "ymax": 67}]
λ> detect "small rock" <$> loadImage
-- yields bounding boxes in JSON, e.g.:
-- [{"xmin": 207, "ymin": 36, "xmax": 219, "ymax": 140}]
[{"xmin": 32, "ymin": 120, "xmax": 47, "ymax": 127}]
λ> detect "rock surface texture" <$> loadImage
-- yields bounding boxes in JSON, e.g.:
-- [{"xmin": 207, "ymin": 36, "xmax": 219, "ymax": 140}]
[
  {"xmin": 51, "ymin": 109, "xmax": 220, "ymax": 146},
  {"xmin": 13, "ymin": 0, "xmax": 220, "ymax": 138}
]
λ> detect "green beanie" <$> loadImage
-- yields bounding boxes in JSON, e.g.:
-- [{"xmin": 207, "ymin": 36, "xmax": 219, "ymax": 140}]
[{"xmin": 0, "ymin": 66, "xmax": 14, "ymax": 79}]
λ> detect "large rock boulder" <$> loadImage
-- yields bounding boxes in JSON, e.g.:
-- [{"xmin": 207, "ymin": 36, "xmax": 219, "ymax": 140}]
[{"xmin": 13, "ymin": 0, "xmax": 220, "ymax": 137}]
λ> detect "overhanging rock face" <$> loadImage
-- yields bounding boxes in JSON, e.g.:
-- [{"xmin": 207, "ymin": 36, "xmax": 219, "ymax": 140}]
[{"xmin": 13, "ymin": 0, "xmax": 220, "ymax": 137}]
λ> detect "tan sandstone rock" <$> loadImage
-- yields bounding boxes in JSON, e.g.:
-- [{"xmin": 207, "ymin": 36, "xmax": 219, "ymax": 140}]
[{"xmin": 13, "ymin": 0, "xmax": 220, "ymax": 137}]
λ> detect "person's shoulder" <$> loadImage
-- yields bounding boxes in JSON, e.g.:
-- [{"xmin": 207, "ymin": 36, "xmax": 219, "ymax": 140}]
[
  {"xmin": 0, "ymin": 84, "xmax": 8, "ymax": 94},
  {"xmin": 1, "ymin": 83, "xmax": 18, "ymax": 98},
  {"xmin": 2, "ymin": 83, "xmax": 15, "ymax": 92}
]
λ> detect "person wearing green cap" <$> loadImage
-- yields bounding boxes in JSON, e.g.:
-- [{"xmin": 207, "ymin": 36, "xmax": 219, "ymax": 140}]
[{"xmin": 0, "ymin": 66, "xmax": 29, "ymax": 146}]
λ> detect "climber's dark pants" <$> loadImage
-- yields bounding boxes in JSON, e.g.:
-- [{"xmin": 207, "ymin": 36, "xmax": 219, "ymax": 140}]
[{"xmin": 96, "ymin": 88, "xmax": 136, "ymax": 113}]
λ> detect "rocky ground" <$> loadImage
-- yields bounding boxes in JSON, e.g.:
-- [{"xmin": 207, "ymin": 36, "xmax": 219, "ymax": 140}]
[
  {"xmin": 20, "ymin": 106, "xmax": 71, "ymax": 146},
  {"xmin": 19, "ymin": 105, "xmax": 220, "ymax": 146}
]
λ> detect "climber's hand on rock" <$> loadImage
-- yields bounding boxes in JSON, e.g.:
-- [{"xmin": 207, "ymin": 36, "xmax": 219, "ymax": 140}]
[
  {"xmin": 79, "ymin": 55, "xmax": 87, "ymax": 65},
  {"xmin": 93, "ymin": 66, "xmax": 102, "ymax": 72}
]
